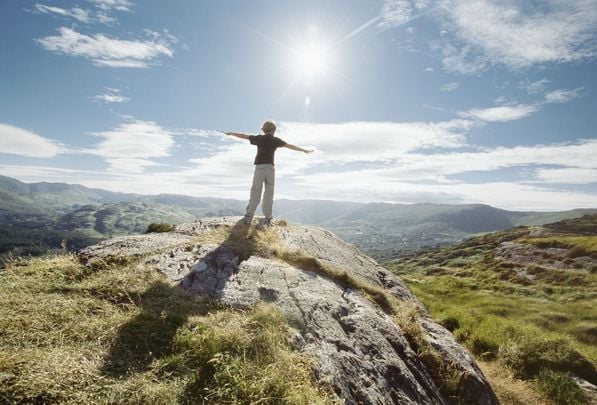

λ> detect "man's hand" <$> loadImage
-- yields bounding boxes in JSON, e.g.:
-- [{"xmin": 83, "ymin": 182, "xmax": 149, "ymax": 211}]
[{"xmin": 304, "ymin": 149, "xmax": 314, "ymax": 154}]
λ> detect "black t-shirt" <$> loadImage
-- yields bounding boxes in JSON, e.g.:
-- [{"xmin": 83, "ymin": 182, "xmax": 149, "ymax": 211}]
[{"xmin": 249, "ymin": 134, "xmax": 287, "ymax": 165}]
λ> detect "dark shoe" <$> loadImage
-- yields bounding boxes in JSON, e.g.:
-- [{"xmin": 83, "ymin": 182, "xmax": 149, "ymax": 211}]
[{"xmin": 257, "ymin": 217, "xmax": 272, "ymax": 229}]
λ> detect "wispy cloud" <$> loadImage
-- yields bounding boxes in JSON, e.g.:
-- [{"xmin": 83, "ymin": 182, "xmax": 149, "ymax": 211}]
[
  {"xmin": 289, "ymin": 173, "xmax": 597, "ymax": 211},
  {"xmin": 85, "ymin": 119, "xmax": 175, "ymax": 172},
  {"xmin": 436, "ymin": 42, "xmax": 488, "ymax": 75},
  {"xmin": 33, "ymin": 3, "xmax": 92, "ymax": 23},
  {"xmin": 460, "ymin": 103, "xmax": 539, "ymax": 122},
  {"xmin": 31, "ymin": 0, "xmax": 131, "ymax": 25},
  {"xmin": 460, "ymin": 85, "xmax": 583, "ymax": 123},
  {"xmin": 535, "ymin": 168, "xmax": 597, "ymax": 184},
  {"xmin": 544, "ymin": 88, "xmax": 583, "ymax": 104},
  {"xmin": 90, "ymin": 88, "xmax": 130, "ymax": 103},
  {"xmin": 36, "ymin": 27, "xmax": 176, "ymax": 68},
  {"xmin": 89, "ymin": 0, "xmax": 133, "ymax": 12},
  {"xmin": 522, "ymin": 78, "xmax": 550, "ymax": 95},
  {"xmin": 380, "ymin": 0, "xmax": 414, "ymax": 27},
  {"xmin": 440, "ymin": 82, "xmax": 459, "ymax": 92},
  {"xmin": 423, "ymin": 0, "xmax": 597, "ymax": 73},
  {"xmin": 0, "ymin": 123, "xmax": 64, "ymax": 158},
  {"xmin": 3, "ymin": 120, "xmax": 597, "ymax": 209}
]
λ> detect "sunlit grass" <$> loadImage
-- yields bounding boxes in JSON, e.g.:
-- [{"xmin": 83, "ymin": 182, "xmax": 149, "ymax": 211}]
[
  {"xmin": 0, "ymin": 253, "xmax": 335, "ymax": 404},
  {"xmin": 521, "ymin": 235, "xmax": 597, "ymax": 258},
  {"xmin": 388, "ymin": 219, "xmax": 597, "ymax": 405}
]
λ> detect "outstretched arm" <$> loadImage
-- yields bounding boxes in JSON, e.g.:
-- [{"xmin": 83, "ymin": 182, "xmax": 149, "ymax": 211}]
[
  {"xmin": 285, "ymin": 144, "xmax": 314, "ymax": 154},
  {"xmin": 223, "ymin": 131, "xmax": 251, "ymax": 140}
]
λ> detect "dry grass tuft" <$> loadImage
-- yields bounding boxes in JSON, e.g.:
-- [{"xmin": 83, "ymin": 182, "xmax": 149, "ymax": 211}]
[{"xmin": 0, "ymin": 252, "xmax": 335, "ymax": 404}]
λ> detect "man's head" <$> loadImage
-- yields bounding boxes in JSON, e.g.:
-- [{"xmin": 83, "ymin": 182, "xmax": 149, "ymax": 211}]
[{"xmin": 261, "ymin": 120, "xmax": 277, "ymax": 135}]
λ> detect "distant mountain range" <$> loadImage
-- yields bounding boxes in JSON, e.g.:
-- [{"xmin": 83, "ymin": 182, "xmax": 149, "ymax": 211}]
[{"xmin": 1, "ymin": 175, "xmax": 596, "ymax": 259}]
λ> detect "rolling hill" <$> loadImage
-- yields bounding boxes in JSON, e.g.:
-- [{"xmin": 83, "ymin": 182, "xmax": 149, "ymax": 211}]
[{"xmin": 1, "ymin": 175, "xmax": 595, "ymax": 259}]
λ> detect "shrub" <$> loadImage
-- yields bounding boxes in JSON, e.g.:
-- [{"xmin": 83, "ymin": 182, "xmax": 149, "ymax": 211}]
[
  {"xmin": 567, "ymin": 247, "xmax": 591, "ymax": 259},
  {"xmin": 439, "ymin": 316, "xmax": 460, "ymax": 332},
  {"xmin": 526, "ymin": 264, "xmax": 546, "ymax": 274},
  {"xmin": 536, "ymin": 369, "xmax": 587, "ymax": 405},
  {"xmin": 502, "ymin": 338, "xmax": 597, "ymax": 384},
  {"xmin": 570, "ymin": 323, "xmax": 597, "ymax": 345},
  {"xmin": 146, "ymin": 223, "xmax": 175, "ymax": 233}
]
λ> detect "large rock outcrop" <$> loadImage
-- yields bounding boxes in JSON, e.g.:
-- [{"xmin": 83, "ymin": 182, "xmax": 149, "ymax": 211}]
[{"xmin": 78, "ymin": 217, "xmax": 498, "ymax": 405}]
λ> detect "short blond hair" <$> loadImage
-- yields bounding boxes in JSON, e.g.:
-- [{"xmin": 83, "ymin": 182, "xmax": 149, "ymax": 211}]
[{"xmin": 261, "ymin": 120, "xmax": 277, "ymax": 134}]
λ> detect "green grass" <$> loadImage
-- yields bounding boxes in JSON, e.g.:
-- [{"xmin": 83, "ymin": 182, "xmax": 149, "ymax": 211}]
[
  {"xmin": 0, "ymin": 254, "xmax": 335, "ymax": 404},
  {"xmin": 387, "ymin": 217, "xmax": 597, "ymax": 404},
  {"xmin": 521, "ymin": 235, "xmax": 597, "ymax": 258}
]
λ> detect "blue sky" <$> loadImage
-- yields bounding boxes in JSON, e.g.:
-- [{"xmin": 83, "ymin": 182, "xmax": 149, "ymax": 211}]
[{"xmin": 1, "ymin": 0, "xmax": 596, "ymax": 210}]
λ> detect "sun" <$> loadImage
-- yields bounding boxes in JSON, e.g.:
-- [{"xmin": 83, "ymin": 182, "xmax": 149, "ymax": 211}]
[{"xmin": 294, "ymin": 43, "xmax": 330, "ymax": 78}]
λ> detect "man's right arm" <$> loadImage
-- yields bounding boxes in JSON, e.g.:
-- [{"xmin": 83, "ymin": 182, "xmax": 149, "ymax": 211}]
[{"xmin": 223, "ymin": 131, "xmax": 251, "ymax": 140}]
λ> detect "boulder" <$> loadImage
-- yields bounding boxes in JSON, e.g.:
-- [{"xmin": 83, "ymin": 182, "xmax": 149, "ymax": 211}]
[{"xmin": 79, "ymin": 217, "xmax": 498, "ymax": 405}]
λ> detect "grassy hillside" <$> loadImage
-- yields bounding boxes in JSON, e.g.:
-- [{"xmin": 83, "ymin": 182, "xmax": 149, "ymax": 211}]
[
  {"xmin": 0, "ymin": 201, "xmax": 198, "ymax": 257},
  {"xmin": 387, "ymin": 215, "xmax": 597, "ymax": 404},
  {"xmin": 0, "ymin": 254, "xmax": 333, "ymax": 404},
  {"xmin": 0, "ymin": 175, "xmax": 139, "ymax": 211},
  {"xmin": 1, "ymin": 175, "xmax": 596, "ymax": 259}
]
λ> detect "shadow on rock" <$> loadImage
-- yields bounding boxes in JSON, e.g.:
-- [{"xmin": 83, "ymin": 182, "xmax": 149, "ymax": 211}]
[
  {"xmin": 178, "ymin": 219, "xmax": 258, "ymax": 299},
  {"xmin": 99, "ymin": 280, "xmax": 210, "ymax": 377},
  {"xmin": 100, "ymin": 219, "xmax": 257, "ymax": 377}
]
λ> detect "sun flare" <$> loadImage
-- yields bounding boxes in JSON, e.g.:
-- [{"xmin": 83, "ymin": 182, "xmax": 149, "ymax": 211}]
[{"xmin": 294, "ymin": 43, "xmax": 330, "ymax": 77}]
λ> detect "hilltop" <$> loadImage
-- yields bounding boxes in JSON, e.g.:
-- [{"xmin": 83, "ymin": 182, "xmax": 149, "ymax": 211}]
[
  {"xmin": 0, "ymin": 217, "xmax": 497, "ymax": 404},
  {"xmin": 387, "ymin": 214, "xmax": 597, "ymax": 404},
  {"xmin": 1, "ymin": 175, "xmax": 595, "ymax": 259}
]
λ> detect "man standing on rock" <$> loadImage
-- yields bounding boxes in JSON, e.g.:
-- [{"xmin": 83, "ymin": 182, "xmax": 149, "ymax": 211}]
[{"xmin": 223, "ymin": 120, "xmax": 313, "ymax": 226}]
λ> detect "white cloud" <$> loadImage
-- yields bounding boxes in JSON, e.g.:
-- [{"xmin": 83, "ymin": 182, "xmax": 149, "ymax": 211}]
[
  {"xmin": 460, "ymin": 103, "xmax": 539, "ymax": 122},
  {"xmin": 459, "ymin": 85, "xmax": 584, "ymax": 123},
  {"xmin": 289, "ymin": 172, "xmax": 597, "ymax": 211},
  {"xmin": 3, "ymin": 123, "xmax": 596, "ymax": 210},
  {"xmin": 431, "ymin": 0, "xmax": 597, "ymax": 73},
  {"xmin": 438, "ymin": 42, "xmax": 488, "ymax": 74},
  {"xmin": 0, "ymin": 123, "xmax": 63, "ymax": 158},
  {"xmin": 380, "ymin": 0, "xmax": 414, "ymax": 27},
  {"xmin": 183, "ymin": 129, "xmax": 224, "ymax": 138},
  {"xmin": 180, "ymin": 119, "xmax": 476, "ymax": 195},
  {"xmin": 33, "ymin": 4, "xmax": 92, "ymax": 23},
  {"xmin": 403, "ymin": 139, "xmax": 597, "ymax": 178},
  {"xmin": 535, "ymin": 168, "xmax": 597, "ymax": 184},
  {"xmin": 544, "ymin": 88, "xmax": 583, "ymax": 104},
  {"xmin": 36, "ymin": 27, "xmax": 175, "ymax": 68},
  {"xmin": 277, "ymin": 119, "xmax": 474, "ymax": 164},
  {"xmin": 91, "ymin": 93, "xmax": 130, "ymax": 103},
  {"xmin": 523, "ymin": 78, "xmax": 550, "ymax": 94},
  {"xmin": 86, "ymin": 120, "xmax": 175, "ymax": 172},
  {"xmin": 90, "ymin": 87, "xmax": 130, "ymax": 103},
  {"xmin": 440, "ymin": 82, "xmax": 459, "ymax": 92},
  {"xmin": 89, "ymin": 0, "xmax": 132, "ymax": 12}
]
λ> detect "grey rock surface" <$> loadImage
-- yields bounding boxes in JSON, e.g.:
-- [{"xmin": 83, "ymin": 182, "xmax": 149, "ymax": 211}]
[
  {"xmin": 78, "ymin": 217, "xmax": 498, "ymax": 405},
  {"xmin": 495, "ymin": 241, "xmax": 595, "ymax": 272},
  {"xmin": 77, "ymin": 233, "xmax": 192, "ymax": 266}
]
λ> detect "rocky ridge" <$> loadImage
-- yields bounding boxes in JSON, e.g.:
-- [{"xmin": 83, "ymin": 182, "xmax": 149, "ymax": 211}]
[{"xmin": 78, "ymin": 217, "xmax": 498, "ymax": 404}]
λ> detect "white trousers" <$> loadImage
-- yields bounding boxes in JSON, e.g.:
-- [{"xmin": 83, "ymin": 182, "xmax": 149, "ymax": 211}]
[{"xmin": 245, "ymin": 164, "xmax": 275, "ymax": 219}]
